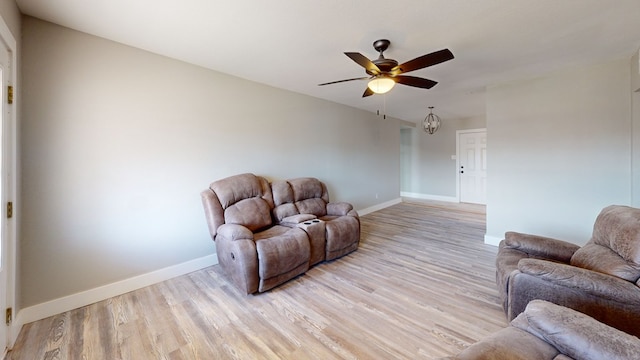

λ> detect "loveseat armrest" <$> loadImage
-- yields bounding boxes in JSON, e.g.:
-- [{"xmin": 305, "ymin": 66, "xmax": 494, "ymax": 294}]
[
  {"xmin": 214, "ymin": 224, "xmax": 259, "ymax": 294},
  {"xmin": 327, "ymin": 202, "xmax": 354, "ymax": 216},
  {"xmin": 216, "ymin": 223, "xmax": 254, "ymax": 241},
  {"xmin": 508, "ymin": 258, "xmax": 640, "ymax": 336},
  {"xmin": 504, "ymin": 231, "xmax": 580, "ymax": 263},
  {"xmin": 518, "ymin": 259, "xmax": 640, "ymax": 304},
  {"xmin": 512, "ymin": 300, "xmax": 640, "ymax": 360}
]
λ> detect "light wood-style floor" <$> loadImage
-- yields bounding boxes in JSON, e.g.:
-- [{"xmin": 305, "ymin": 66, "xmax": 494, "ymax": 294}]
[{"xmin": 7, "ymin": 200, "xmax": 507, "ymax": 359}]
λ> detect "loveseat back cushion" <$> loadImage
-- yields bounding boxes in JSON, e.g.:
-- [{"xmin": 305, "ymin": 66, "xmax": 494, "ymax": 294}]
[
  {"xmin": 271, "ymin": 180, "xmax": 294, "ymax": 205},
  {"xmin": 289, "ymin": 177, "xmax": 329, "ymax": 217},
  {"xmin": 570, "ymin": 243, "xmax": 640, "ymax": 282},
  {"xmin": 271, "ymin": 180, "xmax": 298, "ymax": 222},
  {"xmin": 209, "ymin": 173, "xmax": 274, "ymax": 231},
  {"xmin": 590, "ymin": 205, "xmax": 640, "ymax": 265},
  {"xmin": 296, "ymin": 198, "xmax": 327, "ymax": 217},
  {"xmin": 224, "ymin": 197, "xmax": 273, "ymax": 232}
]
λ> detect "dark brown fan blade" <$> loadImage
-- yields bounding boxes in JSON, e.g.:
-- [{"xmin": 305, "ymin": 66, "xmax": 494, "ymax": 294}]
[
  {"xmin": 391, "ymin": 49, "xmax": 454, "ymax": 75},
  {"xmin": 362, "ymin": 87, "xmax": 374, "ymax": 97},
  {"xmin": 345, "ymin": 52, "xmax": 381, "ymax": 75},
  {"xmin": 394, "ymin": 75, "xmax": 438, "ymax": 89},
  {"xmin": 318, "ymin": 77, "xmax": 369, "ymax": 86}
]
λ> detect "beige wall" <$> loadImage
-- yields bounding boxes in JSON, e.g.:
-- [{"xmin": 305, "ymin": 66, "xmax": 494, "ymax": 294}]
[
  {"xmin": 0, "ymin": 0, "xmax": 20, "ymax": 40},
  {"xmin": 486, "ymin": 58, "xmax": 633, "ymax": 245},
  {"xmin": 20, "ymin": 17, "xmax": 400, "ymax": 308}
]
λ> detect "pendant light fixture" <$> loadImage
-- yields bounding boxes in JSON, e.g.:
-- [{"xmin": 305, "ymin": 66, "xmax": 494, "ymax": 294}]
[{"xmin": 422, "ymin": 106, "xmax": 441, "ymax": 134}]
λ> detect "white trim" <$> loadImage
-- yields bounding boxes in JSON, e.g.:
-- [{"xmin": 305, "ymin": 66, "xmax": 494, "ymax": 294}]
[
  {"xmin": 484, "ymin": 234, "xmax": 502, "ymax": 246},
  {"xmin": 0, "ymin": 13, "xmax": 17, "ymax": 352},
  {"xmin": 357, "ymin": 198, "xmax": 402, "ymax": 216},
  {"xmin": 400, "ymin": 192, "xmax": 458, "ymax": 203},
  {"xmin": 12, "ymin": 254, "xmax": 218, "ymax": 333}
]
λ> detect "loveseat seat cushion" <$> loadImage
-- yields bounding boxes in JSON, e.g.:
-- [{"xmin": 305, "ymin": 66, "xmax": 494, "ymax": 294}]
[{"xmin": 254, "ymin": 226, "xmax": 310, "ymax": 292}]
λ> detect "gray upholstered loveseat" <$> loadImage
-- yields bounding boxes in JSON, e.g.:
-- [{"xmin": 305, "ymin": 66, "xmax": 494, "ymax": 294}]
[
  {"xmin": 201, "ymin": 173, "xmax": 360, "ymax": 294},
  {"xmin": 443, "ymin": 300, "xmax": 640, "ymax": 360},
  {"xmin": 495, "ymin": 205, "xmax": 640, "ymax": 337}
]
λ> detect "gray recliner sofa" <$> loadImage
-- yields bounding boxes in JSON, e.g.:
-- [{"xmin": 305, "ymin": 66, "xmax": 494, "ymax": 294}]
[
  {"xmin": 495, "ymin": 205, "xmax": 640, "ymax": 337},
  {"xmin": 443, "ymin": 300, "xmax": 640, "ymax": 360},
  {"xmin": 201, "ymin": 173, "xmax": 360, "ymax": 294}
]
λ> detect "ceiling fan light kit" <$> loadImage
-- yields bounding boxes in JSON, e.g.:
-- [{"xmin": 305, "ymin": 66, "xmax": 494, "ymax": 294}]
[
  {"xmin": 319, "ymin": 39, "xmax": 454, "ymax": 98},
  {"xmin": 423, "ymin": 106, "xmax": 441, "ymax": 135},
  {"xmin": 367, "ymin": 76, "xmax": 395, "ymax": 94}
]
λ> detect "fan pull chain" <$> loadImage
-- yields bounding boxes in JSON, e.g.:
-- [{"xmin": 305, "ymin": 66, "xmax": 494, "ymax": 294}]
[
  {"xmin": 377, "ymin": 96, "xmax": 386, "ymax": 119},
  {"xmin": 383, "ymin": 94, "xmax": 386, "ymax": 119},
  {"xmin": 376, "ymin": 95, "xmax": 388, "ymax": 119}
]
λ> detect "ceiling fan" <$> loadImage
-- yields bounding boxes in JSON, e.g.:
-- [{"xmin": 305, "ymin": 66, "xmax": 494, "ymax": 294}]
[{"xmin": 319, "ymin": 39, "xmax": 454, "ymax": 97}]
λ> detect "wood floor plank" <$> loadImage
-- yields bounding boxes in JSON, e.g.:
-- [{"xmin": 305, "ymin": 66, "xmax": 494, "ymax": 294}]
[{"xmin": 7, "ymin": 200, "xmax": 507, "ymax": 359}]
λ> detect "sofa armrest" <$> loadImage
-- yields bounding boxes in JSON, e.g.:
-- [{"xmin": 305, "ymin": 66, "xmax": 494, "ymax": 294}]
[
  {"xmin": 512, "ymin": 300, "xmax": 640, "ymax": 360},
  {"xmin": 213, "ymin": 225, "xmax": 259, "ymax": 294},
  {"xmin": 215, "ymin": 224, "xmax": 254, "ymax": 241},
  {"xmin": 504, "ymin": 231, "xmax": 580, "ymax": 263},
  {"xmin": 517, "ymin": 259, "xmax": 640, "ymax": 304},
  {"xmin": 508, "ymin": 260, "xmax": 640, "ymax": 336},
  {"xmin": 327, "ymin": 202, "xmax": 354, "ymax": 216}
]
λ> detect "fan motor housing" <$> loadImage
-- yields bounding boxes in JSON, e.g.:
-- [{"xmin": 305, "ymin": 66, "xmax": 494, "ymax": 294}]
[{"xmin": 371, "ymin": 58, "xmax": 398, "ymax": 73}]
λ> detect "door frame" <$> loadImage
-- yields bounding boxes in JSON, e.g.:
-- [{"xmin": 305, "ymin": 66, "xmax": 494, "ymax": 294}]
[
  {"xmin": 0, "ymin": 15, "xmax": 17, "ymax": 354},
  {"xmin": 455, "ymin": 128, "xmax": 487, "ymax": 203}
]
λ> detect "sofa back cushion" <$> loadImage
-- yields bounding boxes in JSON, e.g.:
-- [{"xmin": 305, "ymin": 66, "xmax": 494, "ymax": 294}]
[
  {"xmin": 570, "ymin": 205, "xmax": 640, "ymax": 282},
  {"xmin": 271, "ymin": 180, "xmax": 298, "ymax": 222},
  {"xmin": 592, "ymin": 205, "xmax": 640, "ymax": 263},
  {"xmin": 571, "ymin": 243, "xmax": 640, "ymax": 282},
  {"xmin": 289, "ymin": 177, "xmax": 329, "ymax": 217},
  {"xmin": 209, "ymin": 173, "xmax": 274, "ymax": 232}
]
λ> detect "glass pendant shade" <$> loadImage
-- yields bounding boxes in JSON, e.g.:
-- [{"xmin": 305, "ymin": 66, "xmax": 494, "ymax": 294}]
[{"xmin": 367, "ymin": 77, "xmax": 395, "ymax": 94}]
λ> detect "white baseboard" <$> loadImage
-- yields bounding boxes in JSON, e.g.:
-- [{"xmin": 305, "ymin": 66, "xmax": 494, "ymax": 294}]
[
  {"xmin": 400, "ymin": 192, "xmax": 458, "ymax": 203},
  {"xmin": 484, "ymin": 235, "xmax": 502, "ymax": 246},
  {"xmin": 12, "ymin": 254, "xmax": 218, "ymax": 344},
  {"xmin": 357, "ymin": 198, "xmax": 402, "ymax": 216}
]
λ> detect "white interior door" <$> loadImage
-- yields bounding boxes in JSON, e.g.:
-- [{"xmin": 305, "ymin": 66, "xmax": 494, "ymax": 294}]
[{"xmin": 459, "ymin": 130, "xmax": 487, "ymax": 204}]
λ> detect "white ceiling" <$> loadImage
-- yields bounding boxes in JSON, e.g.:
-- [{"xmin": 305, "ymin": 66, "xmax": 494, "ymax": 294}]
[{"xmin": 15, "ymin": 0, "xmax": 640, "ymax": 122}]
